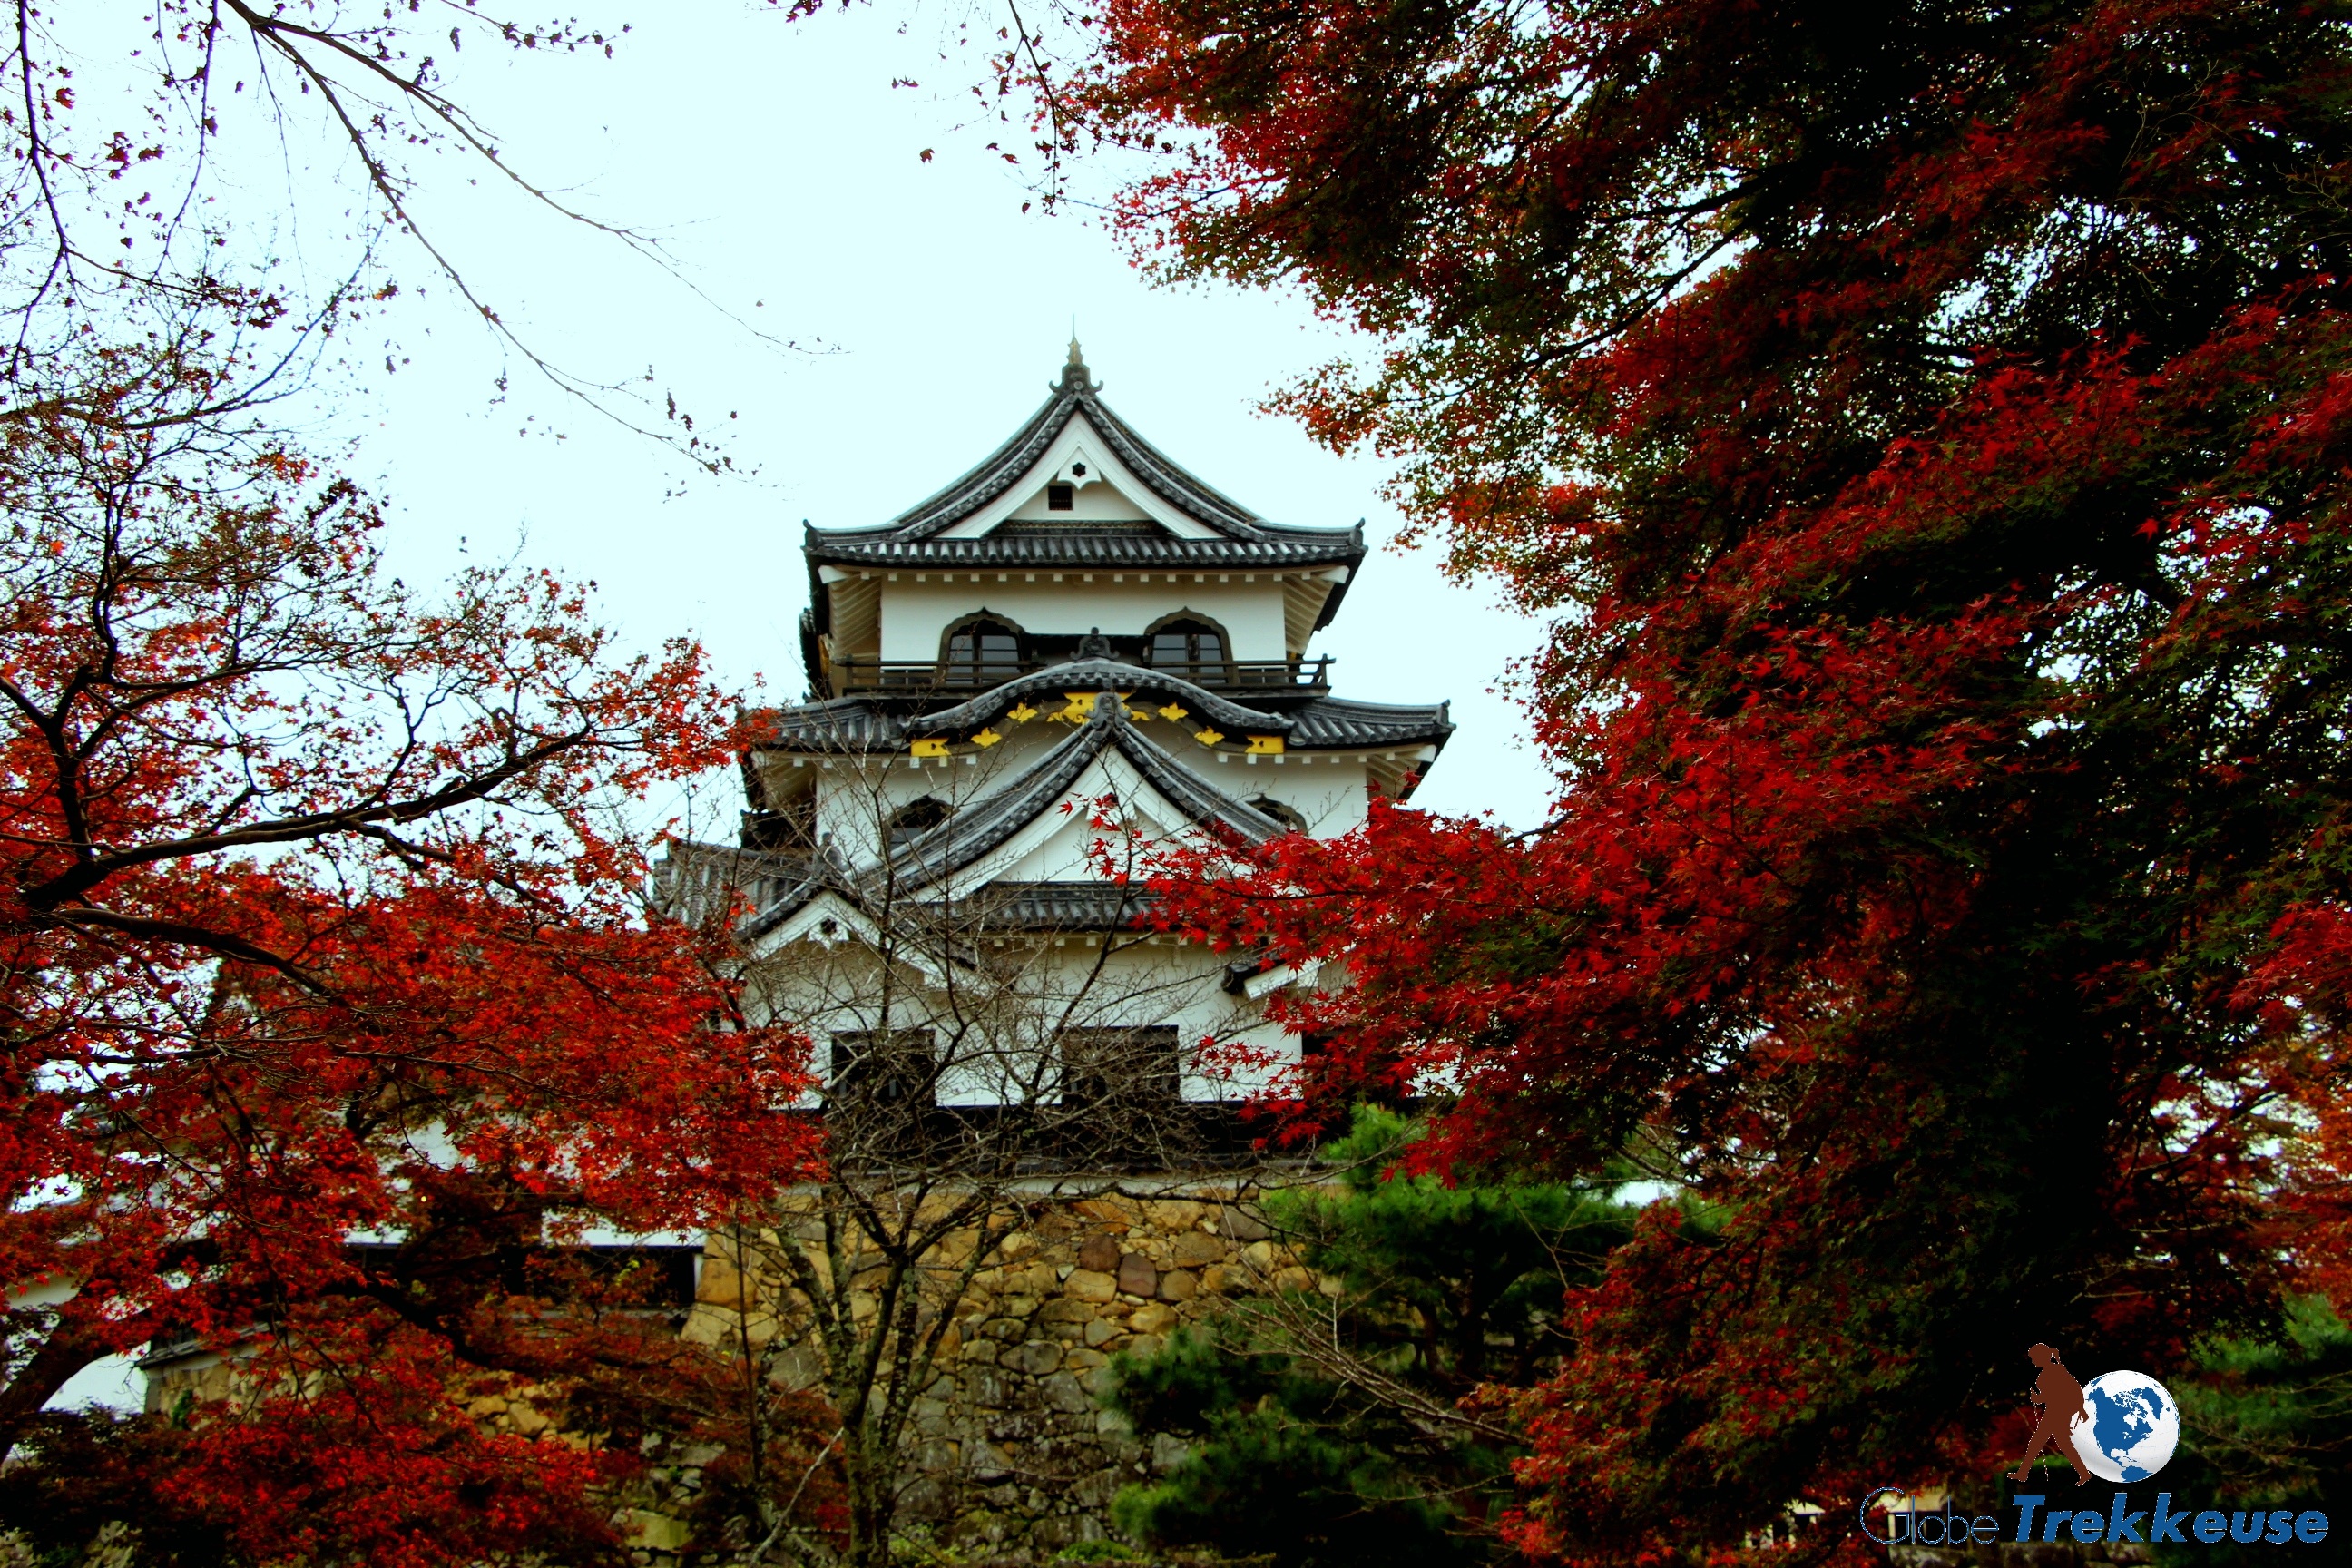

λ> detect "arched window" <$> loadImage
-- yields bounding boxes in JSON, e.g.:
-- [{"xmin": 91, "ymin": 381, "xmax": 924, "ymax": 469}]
[
  {"xmin": 1248, "ymin": 796, "xmax": 1307, "ymax": 834},
  {"xmin": 1144, "ymin": 615, "xmax": 1230, "ymax": 685},
  {"xmin": 941, "ymin": 616, "xmax": 1022, "ymax": 687}
]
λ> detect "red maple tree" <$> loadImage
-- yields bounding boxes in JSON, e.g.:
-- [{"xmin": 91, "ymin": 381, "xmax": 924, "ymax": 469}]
[
  {"xmin": 1046, "ymin": 0, "xmax": 2352, "ymax": 1556},
  {"xmin": 0, "ymin": 344, "xmax": 821, "ymax": 1563}
]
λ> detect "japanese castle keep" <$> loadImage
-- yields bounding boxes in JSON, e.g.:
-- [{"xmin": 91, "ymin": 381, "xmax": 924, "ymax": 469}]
[{"xmin": 671, "ymin": 340, "xmax": 1455, "ymax": 1113}]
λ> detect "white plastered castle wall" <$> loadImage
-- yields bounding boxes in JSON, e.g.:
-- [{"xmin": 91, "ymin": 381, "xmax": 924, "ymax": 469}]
[{"xmin": 875, "ymin": 579, "xmax": 1291, "ymax": 662}]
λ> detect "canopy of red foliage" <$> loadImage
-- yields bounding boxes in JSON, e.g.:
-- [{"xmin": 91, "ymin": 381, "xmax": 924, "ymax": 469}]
[
  {"xmin": 1069, "ymin": 0, "xmax": 2352, "ymax": 1555},
  {"xmin": 0, "ymin": 350, "xmax": 818, "ymax": 1564}
]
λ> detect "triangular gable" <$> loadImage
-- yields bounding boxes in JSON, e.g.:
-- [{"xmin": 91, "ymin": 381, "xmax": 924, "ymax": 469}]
[
  {"xmin": 877, "ymin": 701, "xmax": 1286, "ymax": 897},
  {"xmin": 936, "ymin": 409, "xmax": 1221, "ymax": 541},
  {"xmin": 922, "ymin": 746, "xmax": 1245, "ymax": 897}
]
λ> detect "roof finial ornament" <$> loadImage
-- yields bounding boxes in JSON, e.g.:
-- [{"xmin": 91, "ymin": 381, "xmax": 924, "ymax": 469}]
[{"xmin": 1058, "ymin": 328, "xmax": 1099, "ymax": 395}]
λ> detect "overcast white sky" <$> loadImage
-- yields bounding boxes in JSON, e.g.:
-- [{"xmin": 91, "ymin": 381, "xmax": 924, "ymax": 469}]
[{"xmin": 304, "ymin": 1, "xmax": 1562, "ymax": 832}]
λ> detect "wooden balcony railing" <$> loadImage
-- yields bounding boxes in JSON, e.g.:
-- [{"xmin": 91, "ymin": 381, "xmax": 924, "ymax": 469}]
[{"xmin": 829, "ymin": 656, "xmax": 1331, "ymax": 696}]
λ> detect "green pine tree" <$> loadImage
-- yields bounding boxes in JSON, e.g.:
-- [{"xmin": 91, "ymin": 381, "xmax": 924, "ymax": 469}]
[{"xmin": 1102, "ymin": 1107, "xmax": 1636, "ymax": 1568}]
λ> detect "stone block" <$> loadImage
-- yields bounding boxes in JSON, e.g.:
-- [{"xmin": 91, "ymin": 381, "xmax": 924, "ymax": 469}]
[
  {"xmin": 1274, "ymin": 1267, "xmax": 1316, "ymax": 1294},
  {"xmin": 1199, "ymin": 1265, "xmax": 1238, "ymax": 1295},
  {"xmin": 696, "ymin": 1253, "xmax": 748, "ymax": 1309},
  {"xmin": 900, "ymin": 1475, "xmax": 955, "ymax": 1521},
  {"xmin": 623, "ymin": 1510, "xmax": 691, "ymax": 1552},
  {"xmin": 1218, "ymin": 1206, "xmax": 1271, "ymax": 1241},
  {"xmin": 1000, "ymin": 1293, "xmax": 1041, "ymax": 1320},
  {"xmin": 1128, "ymin": 1303, "xmax": 1178, "ymax": 1336},
  {"xmin": 1145, "ymin": 1200, "xmax": 1208, "ymax": 1230},
  {"xmin": 996, "ymin": 1230, "xmax": 1041, "ymax": 1261},
  {"xmin": 962, "ymin": 1338, "xmax": 1000, "ymax": 1364},
  {"xmin": 1064, "ymin": 1269, "xmax": 1117, "ymax": 1302},
  {"xmin": 1158, "ymin": 1268, "xmax": 1200, "ymax": 1302},
  {"xmin": 1128, "ymin": 1332, "xmax": 1163, "ymax": 1359},
  {"xmin": 1032, "ymin": 1516, "xmax": 1083, "ymax": 1554},
  {"xmin": 1084, "ymin": 1317, "xmax": 1122, "ymax": 1347},
  {"xmin": 1005, "ymin": 1339, "xmax": 1063, "ymax": 1377},
  {"xmin": 767, "ymin": 1343, "xmax": 822, "ymax": 1391},
  {"xmin": 1039, "ymin": 1298, "xmax": 1095, "ymax": 1324},
  {"xmin": 1150, "ymin": 1432, "xmax": 1192, "ymax": 1474},
  {"xmin": 969, "ymin": 1370, "xmax": 1013, "ymax": 1408},
  {"xmin": 1167, "ymin": 1231, "xmax": 1227, "ymax": 1269},
  {"xmin": 1073, "ymin": 1198, "xmax": 1134, "ymax": 1230},
  {"xmin": 981, "ymin": 1317, "xmax": 1028, "ymax": 1341},
  {"xmin": 1064, "ymin": 1347, "xmax": 1107, "ymax": 1370},
  {"xmin": 1076, "ymin": 1233, "xmax": 1122, "ymax": 1273},
  {"xmin": 1018, "ymin": 1261, "xmax": 1063, "ymax": 1297},
  {"xmin": 1040, "ymin": 1371, "xmax": 1092, "ymax": 1414},
  {"xmin": 967, "ymin": 1442, "xmax": 1014, "ymax": 1481},
  {"xmin": 1116, "ymin": 1253, "xmax": 1159, "ymax": 1298}
]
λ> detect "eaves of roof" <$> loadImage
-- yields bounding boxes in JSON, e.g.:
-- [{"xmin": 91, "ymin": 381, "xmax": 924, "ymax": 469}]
[
  {"xmin": 745, "ymin": 671, "xmax": 1455, "ymax": 756},
  {"xmin": 803, "ymin": 526, "xmax": 1363, "ymax": 570},
  {"xmin": 950, "ymin": 880, "xmax": 1158, "ymax": 931},
  {"xmin": 918, "ymin": 660, "xmax": 1288, "ymax": 737}
]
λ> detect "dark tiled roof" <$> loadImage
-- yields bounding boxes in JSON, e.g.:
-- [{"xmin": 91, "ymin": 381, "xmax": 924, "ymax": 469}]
[
  {"xmin": 804, "ymin": 526, "xmax": 1362, "ymax": 570},
  {"xmin": 880, "ymin": 356, "xmax": 1269, "ymax": 541},
  {"xmin": 918, "ymin": 660, "xmax": 1289, "ymax": 737},
  {"xmin": 706, "ymin": 701, "xmax": 1294, "ymax": 939},
  {"xmin": 745, "ymin": 670, "xmax": 1454, "ymax": 756},
  {"xmin": 1287, "ymin": 697, "xmax": 1456, "ymax": 749},
  {"xmin": 758, "ymin": 697, "xmax": 908, "ymax": 750},
  {"xmin": 654, "ymin": 841, "xmax": 832, "ymax": 932},
  {"xmin": 956, "ymin": 881, "xmax": 1158, "ymax": 930}
]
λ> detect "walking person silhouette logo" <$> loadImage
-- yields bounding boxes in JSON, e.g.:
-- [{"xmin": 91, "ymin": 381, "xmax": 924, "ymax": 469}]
[{"xmin": 2012, "ymin": 1343, "xmax": 2094, "ymax": 1486}]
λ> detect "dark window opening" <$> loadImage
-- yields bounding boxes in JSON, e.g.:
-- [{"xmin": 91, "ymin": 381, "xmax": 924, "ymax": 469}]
[
  {"xmin": 829, "ymin": 1029, "xmax": 938, "ymax": 1112},
  {"xmin": 1146, "ymin": 619, "xmax": 1230, "ymax": 685},
  {"xmin": 1046, "ymin": 482, "xmax": 1075, "ymax": 511},
  {"xmin": 742, "ymin": 793, "xmax": 818, "ymax": 850},
  {"xmin": 888, "ymin": 796, "xmax": 952, "ymax": 842},
  {"xmin": 1248, "ymin": 796, "xmax": 1307, "ymax": 834},
  {"xmin": 344, "ymin": 1240, "xmax": 701, "ymax": 1310},
  {"xmin": 942, "ymin": 617, "xmax": 1023, "ymax": 686},
  {"xmin": 1058, "ymin": 1025, "xmax": 1180, "ymax": 1112}
]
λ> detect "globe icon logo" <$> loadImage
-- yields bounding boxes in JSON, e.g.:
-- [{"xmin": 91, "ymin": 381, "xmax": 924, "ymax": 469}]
[{"xmin": 2070, "ymin": 1370, "xmax": 2180, "ymax": 1483}]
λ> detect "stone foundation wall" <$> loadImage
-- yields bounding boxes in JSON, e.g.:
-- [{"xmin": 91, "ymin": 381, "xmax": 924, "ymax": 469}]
[{"xmin": 684, "ymin": 1188, "xmax": 1320, "ymax": 1559}]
